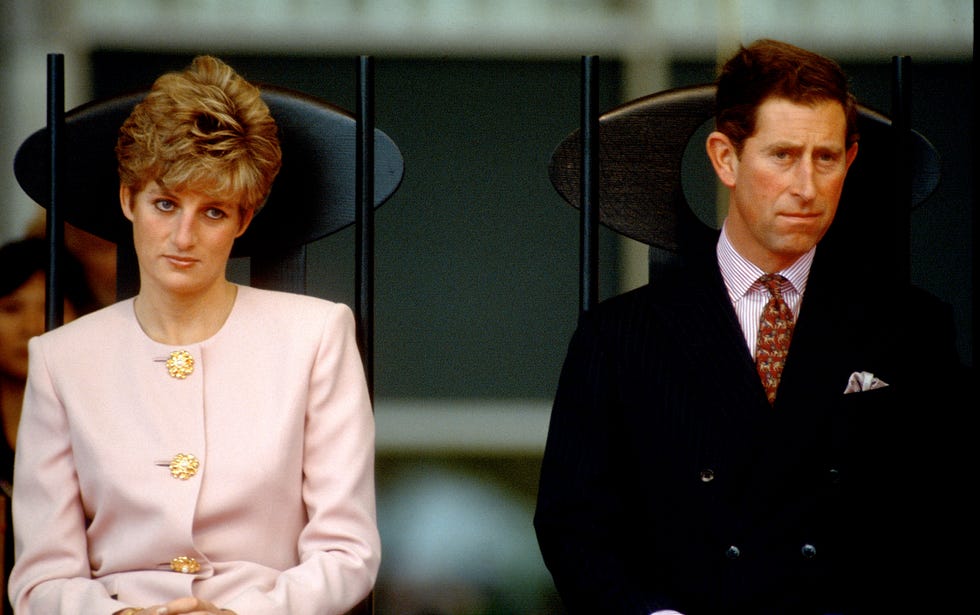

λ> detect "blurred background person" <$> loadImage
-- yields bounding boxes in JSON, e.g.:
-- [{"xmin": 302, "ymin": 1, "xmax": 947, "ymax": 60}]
[
  {"xmin": 0, "ymin": 236, "xmax": 96, "ymax": 615},
  {"xmin": 27, "ymin": 215, "xmax": 118, "ymax": 310}
]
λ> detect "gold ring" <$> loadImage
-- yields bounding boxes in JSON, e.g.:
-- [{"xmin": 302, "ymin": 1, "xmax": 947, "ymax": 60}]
[{"xmin": 171, "ymin": 555, "xmax": 201, "ymax": 574}]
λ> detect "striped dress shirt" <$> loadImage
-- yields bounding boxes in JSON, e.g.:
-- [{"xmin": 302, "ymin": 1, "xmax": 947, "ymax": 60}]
[{"xmin": 715, "ymin": 224, "xmax": 813, "ymax": 355}]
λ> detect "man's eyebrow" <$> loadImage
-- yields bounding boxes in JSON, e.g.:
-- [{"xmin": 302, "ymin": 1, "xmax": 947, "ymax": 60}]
[
  {"xmin": 762, "ymin": 141, "xmax": 845, "ymax": 153},
  {"xmin": 761, "ymin": 141, "xmax": 802, "ymax": 151}
]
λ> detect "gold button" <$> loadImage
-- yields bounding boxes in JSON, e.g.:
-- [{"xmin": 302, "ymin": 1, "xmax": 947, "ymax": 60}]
[
  {"xmin": 165, "ymin": 350, "xmax": 195, "ymax": 379},
  {"xmin": 170, "ymin": 556, "xmax": 200, "ymax": 574},
  {"xmin": 168, "ymin": 453, "xmax": 200, "ymax": 480}
]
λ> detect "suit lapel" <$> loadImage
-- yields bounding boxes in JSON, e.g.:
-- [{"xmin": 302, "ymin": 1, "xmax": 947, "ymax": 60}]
[
  {"xmin": 653, "ymin": 249, "xmax": 771, "ymax": 423},
  {"xmin": 777, "ymin": 251, "xmax": 857, "ymax": 407},
  {"xmin": 734, "ymin": 252, "xmax": 859, "ymax": 518}
]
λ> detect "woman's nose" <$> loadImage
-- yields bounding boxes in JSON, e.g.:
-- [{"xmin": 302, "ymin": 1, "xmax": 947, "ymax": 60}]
[{"xmin": 172, "ymin": 213, "xmax": 197, "ymax": 249}]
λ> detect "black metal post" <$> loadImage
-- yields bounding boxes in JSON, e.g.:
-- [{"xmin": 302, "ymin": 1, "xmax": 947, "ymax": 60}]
[
  {"xmin": 580, "ymin": 55, "xmax": 600, "ymax": 316},
  {"xmin": 355, "ymin": 56, "xmax": 376, "ymax": 402},
  {"xmin": 45, "ymin": 53, "xmax": 66, "ymax": 331},
  {"xmin": 890, "ymin": 55, "xmax": 913, "ymax": 285}
]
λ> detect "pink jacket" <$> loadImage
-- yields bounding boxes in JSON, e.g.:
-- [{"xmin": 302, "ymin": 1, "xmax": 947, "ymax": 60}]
[{"xmin": 9, "ymin": 286, "xmax": 379, "ymax": 615}]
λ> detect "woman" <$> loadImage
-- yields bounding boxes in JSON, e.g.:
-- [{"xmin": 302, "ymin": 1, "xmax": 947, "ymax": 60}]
[
  {"xmin": 8, "ymin": 56, "xmax": 380, "ymax": 615},
  {"xmin": 1, "ymin": 237, "xmax": 96, "ymax": 615}
]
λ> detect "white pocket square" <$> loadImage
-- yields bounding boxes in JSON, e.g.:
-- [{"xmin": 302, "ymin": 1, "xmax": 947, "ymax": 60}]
[{"xmin": 843, "ymin": 371, "xmax": 889, "ymax": 394}]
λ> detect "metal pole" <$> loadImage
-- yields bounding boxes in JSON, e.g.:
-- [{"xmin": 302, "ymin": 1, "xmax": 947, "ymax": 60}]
[
  {"xmin": 580, "ymin": 55, "xmax": 600, "ymax": 316},
  {"xmin": 355, "ymin": 56, "xmax": 376, "ymax": 402},
  {"xmin": 45, "ymin": 53, "xmax": 66, "ymax": 331},
  {"xmin": 891, "ymin": 55, "xmax": 913, "ymax": 284}
]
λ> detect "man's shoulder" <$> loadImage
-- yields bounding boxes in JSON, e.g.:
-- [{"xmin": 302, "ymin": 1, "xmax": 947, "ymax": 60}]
[
  {"xmin": 592, "ymin": 256, "xmax": 711, "ymax": 315},
  {"xmin": 587, "ymin": 284, "xmax": 654, "ymax": 321},
  {"xmin": 811, "ymin": 253, "xmax": 952, "ymax": 314},
  {"xmin": 581, "ymin": 278, "xmax": 693, "ymax": 340}
]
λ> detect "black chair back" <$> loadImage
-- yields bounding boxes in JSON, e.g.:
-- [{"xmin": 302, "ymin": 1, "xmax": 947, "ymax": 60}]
[{"xmin": 549, "ymin": 63, "xmax": 940, "ymax": 315}]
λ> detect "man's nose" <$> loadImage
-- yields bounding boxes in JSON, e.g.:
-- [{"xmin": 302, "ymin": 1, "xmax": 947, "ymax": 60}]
[{"xmin": 791, "ymin": 159, "xmax": 817, "ymax": 201}]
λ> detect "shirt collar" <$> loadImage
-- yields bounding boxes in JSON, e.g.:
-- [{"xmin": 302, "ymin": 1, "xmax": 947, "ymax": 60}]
[{"xmin": 716, "ymin": 221, "xmax": 814, "ymax": 302}]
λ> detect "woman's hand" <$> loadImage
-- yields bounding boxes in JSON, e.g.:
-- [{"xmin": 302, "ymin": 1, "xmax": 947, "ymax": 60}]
[{"xmin": 117, "ymin": 597, "xmax": 236, "ymax": 615}]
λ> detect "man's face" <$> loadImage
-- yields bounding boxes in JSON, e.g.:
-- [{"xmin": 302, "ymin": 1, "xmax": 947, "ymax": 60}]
[{"xmin": 707, "ymin": 97, "xmax": 858, "ymax": 272}]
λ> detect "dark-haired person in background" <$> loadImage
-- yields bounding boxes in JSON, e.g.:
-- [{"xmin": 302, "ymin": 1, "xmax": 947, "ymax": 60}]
[{"xmin": 1, "ymin": 237, "xmax": 97, "ymax": 615}]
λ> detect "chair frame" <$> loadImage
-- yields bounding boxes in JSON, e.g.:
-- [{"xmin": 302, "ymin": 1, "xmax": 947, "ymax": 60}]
[{"xmin": 552, "ymin": 55, "xmax": 937, "ymax": 317}]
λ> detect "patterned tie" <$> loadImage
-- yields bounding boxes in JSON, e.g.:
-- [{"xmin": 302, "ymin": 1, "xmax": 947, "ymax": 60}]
[{"xmin": 755, "ymin": 274, "xmax": 795, "ymax": 405}]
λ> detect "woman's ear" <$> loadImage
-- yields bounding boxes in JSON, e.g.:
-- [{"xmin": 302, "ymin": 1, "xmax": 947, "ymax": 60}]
[
  {"xmin": 235, "ymin": 208, "xmax": 255, "ymax": 238},
  {"xmin": 119, "ymin": 185, "xmax": 135, "ymax": 222},
  {"xmin": 706, "ymin": 131, "xmax": 738, "ymax": 188}
]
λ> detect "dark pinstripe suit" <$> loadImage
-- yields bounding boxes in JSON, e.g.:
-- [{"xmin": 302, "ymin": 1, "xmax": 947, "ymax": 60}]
[{"xmin": 534, "ymin": 240, "xmax": 963, "ymax": 614}]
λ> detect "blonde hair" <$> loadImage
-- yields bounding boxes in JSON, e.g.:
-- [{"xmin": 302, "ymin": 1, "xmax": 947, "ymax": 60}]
[{"xmin": 115, "ymin": 55, "xmax": 282, "ymax": 215}]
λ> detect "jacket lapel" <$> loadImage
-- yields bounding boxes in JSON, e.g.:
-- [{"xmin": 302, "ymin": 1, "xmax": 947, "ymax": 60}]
[{"xmin": 655, "ymin": 249, "xmax": 772, "ymax": 423}]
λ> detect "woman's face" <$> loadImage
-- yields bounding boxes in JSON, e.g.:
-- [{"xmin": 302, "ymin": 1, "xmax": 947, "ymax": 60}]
[
  {"xmin": 120, "ymin": 181, "xmax": 253, "ymax": 300},
  {"xmin": 0, "ymin": 272, "xmax": 77, "ymax": 380}
]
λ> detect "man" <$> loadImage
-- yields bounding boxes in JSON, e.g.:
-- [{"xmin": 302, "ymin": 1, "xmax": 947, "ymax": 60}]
[{"xmin": 534, "ymin": 39, "xmax": 963, "ymax": 614}]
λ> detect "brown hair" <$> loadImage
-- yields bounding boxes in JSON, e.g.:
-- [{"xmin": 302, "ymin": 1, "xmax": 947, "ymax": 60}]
[
  {"xmin": 715, "ymin": 39, "xmax": 859, "ymax": 153},
  {"xmin": 115, "ymin": 55, "xmax": 282, "ymax": 215}
]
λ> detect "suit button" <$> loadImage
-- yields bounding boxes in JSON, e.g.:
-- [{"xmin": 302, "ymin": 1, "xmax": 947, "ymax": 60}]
[
  {"xmin": 168, "ymin": 453, "xmax": 200, "ymax": 480},
  {"xmin": 725, "ymin": 545, "xmax": 741, "ymax": 560},
  {"xmin": 699, "ymin": 469, "xmax": 715, "ymax": 483},
  {"xmin": 170, "ymin": 556, "xmax": 201, "ymax": 574},
  {"xmin": 801, "ymin": 543, "xmax": 817, "ymax": 559}
]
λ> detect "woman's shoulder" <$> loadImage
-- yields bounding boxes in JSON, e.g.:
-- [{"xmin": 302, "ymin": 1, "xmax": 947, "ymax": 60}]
[
  {"xmin": 33, "ymin": 300, "xmax": 135, "ymax": 348},
  {"xmin": 233, "ymin": 286, "xmax": 354, "ymax": 326}
]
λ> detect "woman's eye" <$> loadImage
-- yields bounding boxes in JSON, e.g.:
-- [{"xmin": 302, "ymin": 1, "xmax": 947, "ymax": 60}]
[
  {"xmin": 205, "ymin": 208, "xmax": 227, "ymax": 220},
  {"xmin": 154, "ymin": 200, "xmax": 175, "ymax": 212}
]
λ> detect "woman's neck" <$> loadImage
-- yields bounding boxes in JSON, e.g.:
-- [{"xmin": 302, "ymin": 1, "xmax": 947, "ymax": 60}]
[{"xmin": 134, "ymin": 280, "xmax": 239, "ymax": 345}]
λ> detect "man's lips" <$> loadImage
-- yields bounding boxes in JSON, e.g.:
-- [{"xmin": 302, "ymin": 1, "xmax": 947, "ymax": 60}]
[
  {"xmin": 777, "ymin": 211, "xmax": 823, "ymax": 223},
  {"xmin": 777, "ymin": 210, "xmax": 822, "ymax": 218}
]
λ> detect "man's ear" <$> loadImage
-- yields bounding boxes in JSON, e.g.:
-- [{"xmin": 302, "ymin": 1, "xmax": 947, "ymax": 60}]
[
  {"xmin": 844, "ymin": 141, "xmax": 859, "ymax": 172},
  {"xmin": 706, "ymin": 131, "xmax": 738, "ymax": 188},
  {"xmin": 119, "ymin": 185, "xmax": 135, "ymax": 222}
]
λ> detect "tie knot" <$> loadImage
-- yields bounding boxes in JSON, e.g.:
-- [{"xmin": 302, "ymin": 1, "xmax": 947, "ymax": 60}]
[{"xmin": 758, "ymin": 274, "xmax": 788, "ymax": 298}]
